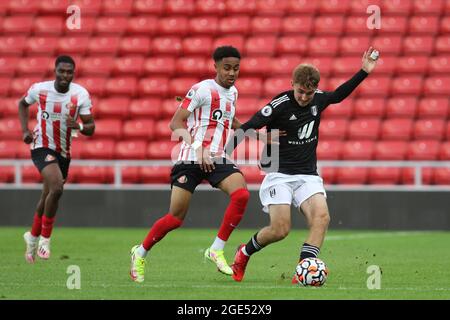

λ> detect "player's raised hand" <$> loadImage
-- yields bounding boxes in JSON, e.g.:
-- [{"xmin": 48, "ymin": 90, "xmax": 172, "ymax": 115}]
[
  {"xmin": 22, "ymin": 130, "xmax": 33, "ymax": 144},
  {"xmin": 362, "ymin": 47, "xmax": 379, "ymax": 74}
]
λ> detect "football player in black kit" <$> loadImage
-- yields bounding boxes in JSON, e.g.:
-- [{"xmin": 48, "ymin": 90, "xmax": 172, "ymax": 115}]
[{"xmin": 229, "ymin": 47, "xmax": 379, "ymax": 282}]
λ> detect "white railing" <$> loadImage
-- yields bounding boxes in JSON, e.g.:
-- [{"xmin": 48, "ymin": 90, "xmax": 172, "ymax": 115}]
[{"xmin": 0, "ymin": 159, "xmax": 449, "ymax": 191}]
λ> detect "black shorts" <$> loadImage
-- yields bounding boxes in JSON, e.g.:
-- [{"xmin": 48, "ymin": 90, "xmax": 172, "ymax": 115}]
[
  {"xmin": 170, "ymin": 161, "xmax": 242, "ymax": 193},
  {"xmin": 31, "ymin": 148, "xmax": 71, "ymax": 180}
]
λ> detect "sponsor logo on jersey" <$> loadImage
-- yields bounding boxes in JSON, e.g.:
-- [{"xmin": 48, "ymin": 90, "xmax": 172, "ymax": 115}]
[
  {"xmin": 298, "ymin": 120, "xmax": 315, "ymax": 140},
  {"xmin": 289, "ymin": 114, "xmax": 297, "ymax": 120},
  {"xmin": 211, "ymin": 109, "xmax": 232, "ymax": 122}
]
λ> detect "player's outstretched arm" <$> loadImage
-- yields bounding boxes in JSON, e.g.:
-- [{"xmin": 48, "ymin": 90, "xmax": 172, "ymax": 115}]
[{"xmin": 18, "ymin": 97, "xmax": 33, "ymax": 144}]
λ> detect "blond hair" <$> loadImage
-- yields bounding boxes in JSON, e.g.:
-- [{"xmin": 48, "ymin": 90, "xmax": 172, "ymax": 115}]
[{"xmin": 292, "ymin": 64, "xmax": 320, "ymax": 90}]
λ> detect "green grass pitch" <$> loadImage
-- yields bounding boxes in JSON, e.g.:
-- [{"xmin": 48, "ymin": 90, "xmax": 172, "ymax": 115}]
[{"xmin": 1, "ymin": 227, "xmax": 449, "ymax": 300}]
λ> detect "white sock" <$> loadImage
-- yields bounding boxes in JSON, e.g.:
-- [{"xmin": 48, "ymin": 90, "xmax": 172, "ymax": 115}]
[
  {"xmin": 211, "ymin": 237, "xmax": 226, "ymax": 251},
  {"xmin": 137, "ymin": 245, "xmax": 148, "ymax": 258},
  {"xmin": 29, "ymin": 233, "xmax": 38, "ymax": 241},
  {"xmin": 241, "ymin": 246, "xmax": 250, "ymax": 256}
]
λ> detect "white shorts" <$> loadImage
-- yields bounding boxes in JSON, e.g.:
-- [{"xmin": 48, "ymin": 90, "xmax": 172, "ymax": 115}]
[{"xmin": 259, "ymin": 172, "xmax": 327, "ymax": 213}]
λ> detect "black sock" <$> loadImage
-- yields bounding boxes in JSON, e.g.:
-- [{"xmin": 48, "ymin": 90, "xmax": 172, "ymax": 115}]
[
  {"xmin": 244, "ymin": 232, "xmax": 264, "ymax": 256},
  {"xmin": 300, "ymin": 242, "xmax": 320, "ymax": 261}
]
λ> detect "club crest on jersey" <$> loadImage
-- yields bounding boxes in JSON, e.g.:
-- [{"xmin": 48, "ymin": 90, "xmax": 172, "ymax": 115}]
[
  {"xmin": 310, "ymin": 105, "xmax": 318, "ymax": 117},
  {"xmin": 45, "ymin": 154, "xmax": 56, "ymax": 162},
  {"xmin": 261, "ymin": 105, "xmax": 272, "ymax": 117},
  {"xmin": 177, "ymin": 175, "xmax": 188, "ymax": 184}
]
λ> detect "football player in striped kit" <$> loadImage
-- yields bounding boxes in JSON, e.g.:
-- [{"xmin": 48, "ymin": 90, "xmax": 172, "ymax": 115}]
[
  {"xmin": 130, "ymin": 46, "xmax": 253, "ymax": 283},
  {"xmin": 19, "ymin": 55, "xmax": 95, "ymax": 263}
]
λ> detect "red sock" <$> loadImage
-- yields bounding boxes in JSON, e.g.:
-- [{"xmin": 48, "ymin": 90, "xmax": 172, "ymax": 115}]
[
  {"xmin": 30, "ymin": 213, "xmax": 42, "ymax": 237},
  {"xmin": 217, "ymin": 188, "xmax": 250, "ymax": 241},
  {"xmin": 142, "ymin": 214, "xmax": 183, "ymax": 251},
  {"xmin": 41, "ymin": 215, "xmax": 55, "ymax": 238}
]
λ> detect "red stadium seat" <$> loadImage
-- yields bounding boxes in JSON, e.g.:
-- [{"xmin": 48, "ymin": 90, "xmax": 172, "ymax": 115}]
[
  {"xmin": 129, "ymin": 98, "xmax": 162, "ymax": 119},
  {"xmin": 251, "ymin": 16, "xmax": 281, "ymax": 34},
  {"xmin": 22, "ymin": 165, "xmax": 42, "ymax": 183},
  {"xmin": 176, "ymin": 57, "xmax": 208, "ymax": 76},
  {"xmin": 113, "ymin": 56, "xmax": 145, "ymax": 76},
  {"xmin": 271, "ymin": 56, "xmax": 301, "ymax": 76},
  {"xmin": 57, "ymin": 36, "xmax": 90, "ymax": 55},
  {"xmin": 87, "ymin": 37, "xmax": 120, "ymax": 55},
  {"xmin": 281, "ymin": 16, "xmax": 313, "ymax": 35},
  {"xmin": 339, "ymin": 37, "xmax": 371, "ymax": 56},
  {"xmin": 0, "ymin": 140, "xmax": 18, "ymax": 158},
  {"xmin": 344, "ymin": 15, "xmax": 372, "ymax": 35},
  {"xmin": 152, "ymin": 37, "xmax": 182, "ymax": 55},
  {"xmin": 0, "ymin": 166, "xmax": 14, "ymax": 183},
  {"xmin": 161, "ymin": 98, "xmax": 179, "ymax": 118},
  {"xmin": 140, "ymin": 166, "xmax": 171, "ymax": 184},
  {"xmin": 277, "ymin": 36, "xmax": 308, "ymax": 55},
  {"xmin": 263, "ymin": 77, "xmax": 291, "ymax": 97},
  {"xmin": 413, "ymin": 119, "xmax": 445, "ymax": 140},
  {"xmin": 382, "ymin": 0, "xmax": 412, "ymax": 15},
  {"xmin": 418, "ymin": 98, "xmax": 449, "ymax": 119},
  {"xmin": 93, "ymin": 119, "xmax": 123, "ymax": 140},
  {"xmin": 321, "ymin": 99, "xmax": 353, "ymax": 118},
  {"xmin": 63, "ymin": 16, "xmax": 96, "ymax": 35},
  {"xmin": 154, "ymin": 120, "xmax": 173, "ymax": 140},
  {"xmin": 256, "ymin": 0, "xmax": 287, "ymax": 15},
  {"xmin": 219, "ymin": 16, "xmax": 250, "ymax": 35},
  {"xmin": 10, "ymin": 77, "xmax": 40, "ymax": 96},
  {"xmin": 70, "ymin": 0, "xmax": 102, "ymax": 15},
  {"xmin": 240, "ymin": 57, "xmax": 271, "ymax": 76},
  {"xmin": 235, "ymin": 77, "xmax": 263, "ymax": 96},
  {"xmin": 121, "ymin": 166, "xmax": 140, "ymax": 184},
  {"xmin": 17, "ymin": 57, "xmax": 51, "ymax": 76},
  {"xmin": 441, "ymin": 17, "xmax": 450, "ymax": 34},
  {"xmin": 319, "ymin": 119, "xmax": 348, "ymax": 140},
  {"xmin": 423, "ymin": 76, "xmax": 450, "ymax": 95},
  {"xmin": 115, "ymin": 140, "xmax": 147, "ymax": 159},
  {"xmin": 439, "ymin": 141, "xmax": 450, "ymax": 160},
  {"xmin": 396, "ymin": 56, "xmax": 428, "ymax": 74},
  {"xmin": 413, "ymin": 0, "xmax": 444, "ymax": 14},
  {"xmin": 75, "ymin": 77, "xmax": 106, "ymax": 96},
  {"xmin": 225, "ymin": 0, "xmax": 256, "ymax": 15},
  {"xmin": 403, "ymin": 36, "xmax": 434, "ymax": 55},
  {"xmin": 119, "ymin": 37, "xmax": 151, "ymax": 55},
  {"xmin": 368, "ymin": 167, "xmax": 401, "ymax": 185},
  {"xmin": 213, "ymin": 36, "xmax": 245, "ymax": 52},
  {"xmin": 342, "ymin": 140, "xmax": 375, "ymax": 160},
  {"xmin": 3, "ymin": 16, "xmax": 34, "ymax": 34},
  {"xmin": 335, "ymin": 167, "xmax": 368, "ymax": 185},
  {"xmin": 0, "ymin": 36, "xmax": 27, "ymax": 55},
  {"xmin": 147, "ymin": 141, "xmax": 179, "ymax": 159},
  {"xmin": 316, "ymin": 140, "xmax": 343, "ymax": 160},
  {"xmin": 349, "ymin": 0, "xmax": 381, "ymax": 14},
  {"xmin": 320, "ymin": 167, "xmax": 336, "ymax": 185},
  {"xmin": 26, "ymin": 37, "xmax": 58, "ymax": 55},
  {"xmin": 0, "ymin": 56, "xmax": 18, "ymax": 76},
  {"xmin": 374, "ymin": 141, "xmax": 408, "ymax": 160},
  {"xmin": 77, "ymin": 166, "xmax": 111, "ymax": 184},
  {"xmin": 168, "ymin": 78, "xmax": 199, "ymax": 97},
  {"xmin": 240, "ymin": 166, "xmax": 264, "ymax": 184},
  {"xmin": 348, "ymin": 119, "xmax": 381, "ymax": 140},
  {"xmin": 138, "ymin": 77, "xmax": 169, "ymax": 96},
  {"xmin": 391, "ymin": 76, "xmax": 423, "ymax": 95},
  {"xmin": 105, "ymin": 77, "xmax": 137, "ymax": 96},
  {"xmin": 8, "ymin": 0, "xmax": 39, "ymax": 14},
  {"xmin": 407, "ymin": 140, "xmax": 440, "ymax": 160},
  {"xmin": 158, "ymin": 17, "xmax": 189, "ymax": 35},
  {"xmin": 433, "ymin": 168, "xmax": 450, "ymax": 185},
  {"xmin": 353, "ymin": 98, "xmax": 385, "ymax": 118},
  {"xmin": 303, "ymin": 57, "xmax": 333, "ymax": 77},
  {"xmin": 81, "ymin": 140, "xmax": 116, "ymax": 159},
  {"xmin": 318, "ymin": 0, "xmax": 350, "ymax": 14},
  {"xmin": 165, "ymin": 0, "xmax": 195, "ymax": 15},
  {"xmin": 381, "ymin": 118, "xmax": 413, "ymax": 140},
  {"xmin": 127, "ymin": 16, "xmax": 158, "ymax": 35},
  {"xmin": 188, "ymin": 17, "xmax": 219, "ymax": 35},
  {"xmin": 325, "ymin": 76, "xmax": 348, "ymax": 92},
  {"xmin": 133, "ymin": 0, "xmax": 164, "ymax": 14},
  {"xmin": 182, "ymin": 36, "xmax": 213, "ymax": 55},
  {"xmin": 102, "ymin": 0, "xmax": 133, "ymax": 15},
  {"xmin": 286, "ymin": 0, "xmax": 317, "ymax": 14},
  {"xmin": 314, "ymin": 16, "xmax": 344, "ymax": 35},
  {"xmin": 196, "ymin": 0, "xmax": 226, "ymax": 15},
  {"xmin": 34, "ymin": 16, "xmax": 64, "ymax": 35},
  {"xmin": 409, "ymin": 16, "xmax": 439, "ymax": 35},
  {"xmin": 122, "ymin": 119, "xmax": 155, "ymax": 140},
  {"xmin": 447, "ymin": 122, "xmax": 450, "ymax": 140},
  {"xmin": 96, "ymin": 98, "xmax": 130, "ymax": 119},
  {"xmin": 385, "ymin": 97, "xmax": 417, "ymax": 118},
  {"xmin": 401, "ymin": 167, "xmax": 432, "ymax": 185},
  {"xmin": 80, "ymin": 56, "xmax": 114, "ymax": 76},
  {"xmin": 381, "ymin": 16, "xmax": 407, "ymax": 34},
  {"xmin": 332, "ymin": 57, "xmax": 363, "ymax": 75},
  {"xmin": 372, "ymin": 36, "xmax": 403, "ymax": 54},
  {"xmin": 357, "ymin": 76, "xmax": 391, "ymax": 96},
  {"xmin": 374, "ymin": 56, "xmax": 398, "ymax": 75},
  {"xmin": 308, "ymin": 37, "xmax": 339, "ymax": 56},
  {"xmin": 245, "ymin": 36, "xmax": 277, "ymax": 56},
  {"xmin": 429, "ymin": 56, "xmax": 450, "ymax": 74},
  {"xmin": 143, "ymin": 57, "xmax": 175, "ymax": 76}
]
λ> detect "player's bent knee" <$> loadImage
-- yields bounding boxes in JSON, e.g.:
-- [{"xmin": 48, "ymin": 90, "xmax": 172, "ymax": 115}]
[
  {"xmin": 49, "ymin": 183, "xmax": 64, "ymax": 197},
  {"xmin": 231, "ymin": 188, "xmax": 250, "ymax": 207},
  {"xmin": 272, "ymin": 223, "xmax": 290, "ymax": 240}
]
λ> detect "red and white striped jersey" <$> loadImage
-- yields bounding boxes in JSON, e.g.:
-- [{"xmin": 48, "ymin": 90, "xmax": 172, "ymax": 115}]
[
  {"xmin": 24, "ymin": 80, "xmax": 92, "ymax": 158},
  {"xmin": 177, "ymin": 79, "xmax": 238, "ymax": 162}
]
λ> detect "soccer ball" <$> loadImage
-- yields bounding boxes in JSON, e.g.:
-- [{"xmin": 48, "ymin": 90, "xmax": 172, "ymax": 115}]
[{"xmin": 295, "ymin": 257, "xmax": 329, "ymax": 287}]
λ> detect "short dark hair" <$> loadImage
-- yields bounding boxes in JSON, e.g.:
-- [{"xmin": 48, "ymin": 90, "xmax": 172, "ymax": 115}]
[
  {"xmin": 213, "ymin": 46, "xmax": 241, "ymax": 62},
  {"xmin": 55, "ymin": 55, "xmax": 76, "ymax": 69}
]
